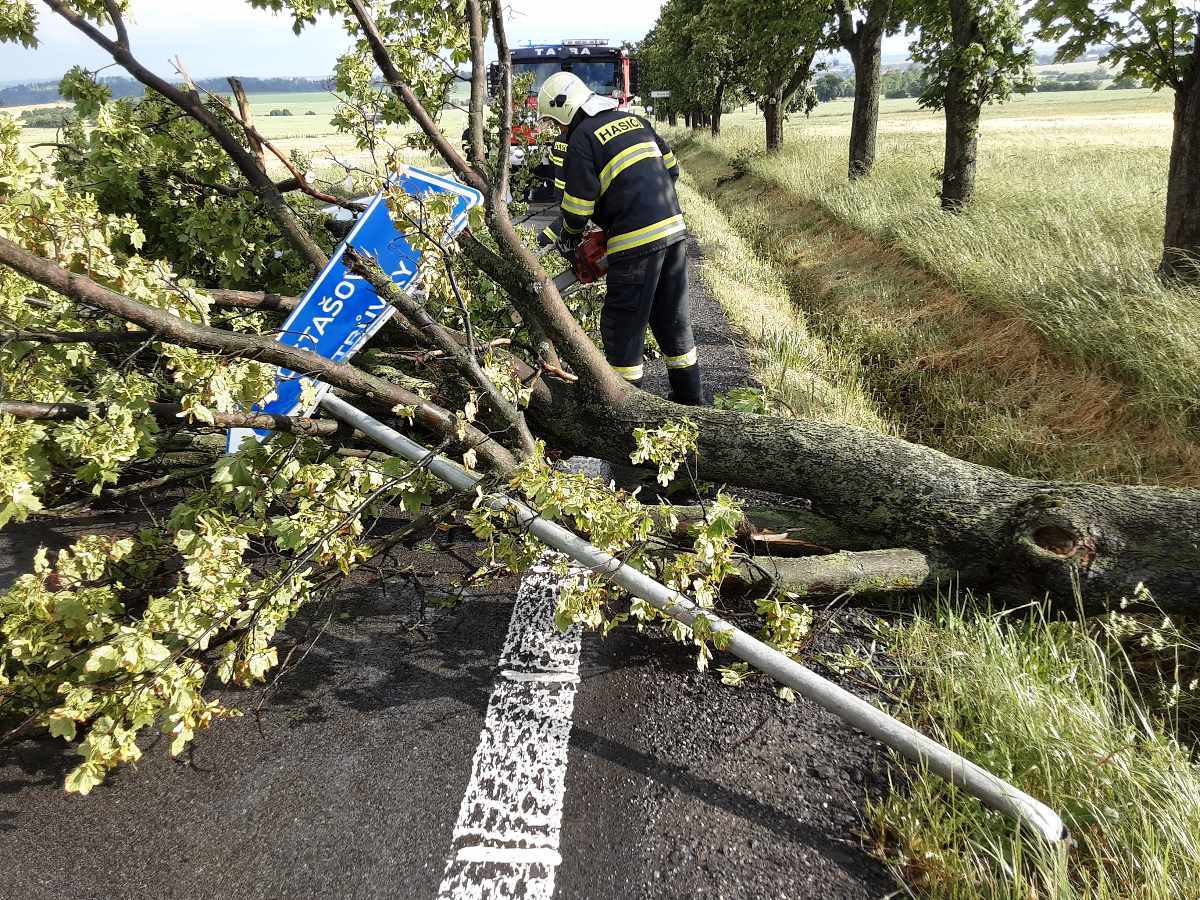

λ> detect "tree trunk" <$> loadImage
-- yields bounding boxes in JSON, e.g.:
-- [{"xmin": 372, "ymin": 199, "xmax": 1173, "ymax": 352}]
[
  {"xmin": 941, "ymin": 0, "xmax": 981, "ymax": 211},
  {"xmin": 734, "ymin": 549, "xmax": 940, "ymax": 598},
  {"xmin": 1160, "ymin": 46, "xmax": 1200, "ymax": 280},
  {"xmin": 941, "ymin": 94, "xmax": 980, "ymax": 210},
  {"xmin": 668, "ymin": 110, "xmax": 677, "ymax": 127},
  {"xmin": 764, "ymin": 92, "xmax": 784, "ymax": 152},
  {"xmin": 711, "ymin": 80, "xmax": 725, "ymax": 136},
  {"xmin": 530, "ymin": 384, "xmax": 1200, "ymax": 613},
  {"xmin": 692, "ymin": 105, "xmax": 704, "ymax": 131},
  {"xmin": 845, "ymin": 16, "xmax": 885, "ymax": 179},
  {"xmin": 683, "ymin": 110, "xmax": 692, "ymax": 128}
]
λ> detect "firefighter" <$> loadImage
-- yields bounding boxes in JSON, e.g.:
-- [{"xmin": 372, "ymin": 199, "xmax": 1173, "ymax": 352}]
[{"xmin": 535, "ymin": 71, "xmax": 703, "ymax": 406}]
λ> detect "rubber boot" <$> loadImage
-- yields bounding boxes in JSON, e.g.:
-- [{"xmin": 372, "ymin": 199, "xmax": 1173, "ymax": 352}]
[{"xmin": 667, "ymin": 365, "xmax": 703, "ymax": 406}]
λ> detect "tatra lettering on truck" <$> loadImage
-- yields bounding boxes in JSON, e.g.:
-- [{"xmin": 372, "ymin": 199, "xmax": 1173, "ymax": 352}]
[
  {"xmin": 489, "ymin": 40, "xmax": 640, "ymax": 109},
  {"xmin": 482, "ymin": 39, "xmax": 642, "ymax": 202}
]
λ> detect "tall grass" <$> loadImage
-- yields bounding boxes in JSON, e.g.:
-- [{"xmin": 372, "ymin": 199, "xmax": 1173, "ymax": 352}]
[
  {"xmin": 681, "ymin": 115, "xmax": 1200, "ymax": 431},
  {"xmin": 867, "ymin": 601, "xmax": 1200, "ymax": 899},
  {"xmin": 677, "ymin": 139, "xmax": 1200, "ymax": 484},
  {"xmin": 675, "ymin": 173, "xmax": 894, "ymax": 432}
]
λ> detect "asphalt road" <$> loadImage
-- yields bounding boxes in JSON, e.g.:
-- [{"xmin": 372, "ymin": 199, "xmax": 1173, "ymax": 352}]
[{"xmin": 0, "ymin": 234, "xmax": 897, "ymax": 899}]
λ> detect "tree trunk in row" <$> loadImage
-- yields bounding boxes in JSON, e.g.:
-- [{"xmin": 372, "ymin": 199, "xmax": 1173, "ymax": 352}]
[
  {"xmin": 941, "ymin": 95, "xmax": 980, "ymax": 210},
  {"xmin": 762, "ymin": 51, "xmax": 818, "ymax": 154},
  {"xmin": 530, "ymin": 384, "xmax": 1200, "ymax": 613},
  {"xmin": 764, "ymin": 92, "xmax": 785, "ymax": 152},
  {"xmin": 841, "ymin": 4, "xmax": 887, "ymax": 180},
  {"xmin": 1160, "ymin": 24, "xmax": 1200, "ymax": 280},
  {"xmin": 941, "ymin": 0, "xmax": 982, "ymax": 210},
  {"xmin": 711, "ymin": 80, "xmax": 725, "ymax": 137}
]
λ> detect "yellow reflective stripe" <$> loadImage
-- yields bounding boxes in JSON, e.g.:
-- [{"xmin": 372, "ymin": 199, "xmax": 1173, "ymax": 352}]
[
  {"xmin": 553, "ymin": 178, "xmax": 565, "ymax": 190},
  {"xmin": 663, "ymin": 151, "xmax": 677, "ymax": 169},
  {"xmin": 549, "ymin": 154, "xmax": 564, "ymax": 167},
  {"xmin": 611, "ymin": 361, "xmax": 644, "ymax": 381},
  {"xmin": 664, "ymin": 347, "xmax": 698, "ymax": 369},
  {"xmin": 541, "ymin": 225, "xmax": 557, "ymax": 241},
  {"xmin": 601, "ymin": 147, "xmax": 661, "ymax": 194},
  {"xmin": 607, "ymin": 214, "xmax": 686, "ymax": 254},
  {"xmin": 562, "ymin": 220, "xmax": 584, "ymax": 235},
  {"xmin": 561, "ymin": 191, "xmax": 595, "ymax": 216},
  {"xmin": 598, "ymin": 141, "xmax": 660, "ymax": 194}
]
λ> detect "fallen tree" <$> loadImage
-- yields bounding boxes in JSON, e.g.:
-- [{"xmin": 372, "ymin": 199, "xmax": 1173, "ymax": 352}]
[
  {"xmin": 2, "ymin": 0, "xmax": 1196, "ymax": 609},
  {"xmin": 1, "ymin": 0, "xmax": 1198, "ymax": 791}
]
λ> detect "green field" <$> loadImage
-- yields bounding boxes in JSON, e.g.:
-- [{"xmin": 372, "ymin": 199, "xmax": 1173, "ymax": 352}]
[{"xmin": 10, "ymin": 87, "xmax": 470, "ymax": 174}]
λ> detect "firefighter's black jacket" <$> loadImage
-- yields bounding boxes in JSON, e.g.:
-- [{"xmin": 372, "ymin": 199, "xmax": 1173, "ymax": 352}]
[{"xmin": 540, "ymin": 108, "xmax": 682, "ymax": 259}]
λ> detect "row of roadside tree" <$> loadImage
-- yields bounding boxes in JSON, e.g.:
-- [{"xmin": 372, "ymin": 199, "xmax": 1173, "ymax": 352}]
[{"xmin": 637, "ymin": 0, "xmax": 1200, "ymax": 280}]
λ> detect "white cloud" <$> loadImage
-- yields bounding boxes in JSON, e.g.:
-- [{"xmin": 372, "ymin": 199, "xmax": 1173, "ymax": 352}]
[
  {"xmin": 504, "ymin": 0, "xmax": 662, "ymax": 47},
  {"xmin": 0, "ymin": 0, "xmax": 753, "ymax": 84}
]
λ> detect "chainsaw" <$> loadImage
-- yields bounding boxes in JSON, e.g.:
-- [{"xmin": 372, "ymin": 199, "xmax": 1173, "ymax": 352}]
[{"xmin": 550, "ymin": 228, "xmax": 608, "ymax": 296}]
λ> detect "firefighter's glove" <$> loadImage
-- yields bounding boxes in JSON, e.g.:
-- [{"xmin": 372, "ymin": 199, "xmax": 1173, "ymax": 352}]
[{"xmin": 555, "ymin": 233, "xmax": 582, "ymax": 259}]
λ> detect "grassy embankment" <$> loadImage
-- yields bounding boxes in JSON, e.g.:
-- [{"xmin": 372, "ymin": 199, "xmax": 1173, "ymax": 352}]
[
  {"xmin": 675, "ymin": 90, "xmax": 1200, "ymax": 898},
  {"xmin": 677, "ymin": 89, "xmax": 1200, "ymax": 487}
]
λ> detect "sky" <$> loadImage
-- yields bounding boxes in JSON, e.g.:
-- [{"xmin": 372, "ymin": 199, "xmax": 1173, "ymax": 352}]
[{"xmin": 0, "ymin": 0, "xmax": 916, "ymax": 84}]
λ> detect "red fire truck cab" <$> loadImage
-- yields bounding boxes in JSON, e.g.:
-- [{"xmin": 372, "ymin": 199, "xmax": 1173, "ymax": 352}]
[
  {"xmin": 493, "ymin": 40, "xmax": 638, "ymax": 108},
  {"xmin": 485, "ymin": 40, "xmax": 639, "ymax": 199}
]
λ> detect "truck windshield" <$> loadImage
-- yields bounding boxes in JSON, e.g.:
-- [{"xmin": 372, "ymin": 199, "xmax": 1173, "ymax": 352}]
[{"xmin": 513, "ymin": 59, "xmax": 620, "ymax": 96}]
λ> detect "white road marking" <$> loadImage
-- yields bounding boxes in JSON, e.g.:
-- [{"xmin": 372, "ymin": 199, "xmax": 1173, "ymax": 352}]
[
  {"xmin": 499, "ymin": 669, "xmax": 580, "ymax": 683},
  {"xmin": 455, "ymin": 847, "xmax": 565, "ymax": 865},
  {"xmin": 436, "ymin": 556, "xmax": 582, "ymax": 900}
]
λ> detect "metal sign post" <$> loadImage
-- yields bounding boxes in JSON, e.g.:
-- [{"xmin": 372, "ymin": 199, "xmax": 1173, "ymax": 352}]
[
  {"xmin": 227, "ymin": 165, "xmax": 483, "ymax": 452},
  {"xmin": 318, "ymin": 392, "xmax": 1068, "ymax": 845}
]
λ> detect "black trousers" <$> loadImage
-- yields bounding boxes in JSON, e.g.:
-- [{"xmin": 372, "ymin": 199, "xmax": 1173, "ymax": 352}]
[{"xmin": 601, "ymin": 240, "xmax": 703, "ymax": 404}]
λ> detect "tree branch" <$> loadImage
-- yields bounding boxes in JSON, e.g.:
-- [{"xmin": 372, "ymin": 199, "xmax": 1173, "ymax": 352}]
[
  {"xmin": 835, "ymin": 0, "xmax": 859, "ymax": 53},
  {"xmin": 207, "ymin": 289, "xmax": 299, "ymax": 313},
  {"xmin": 342, "ymin": 0, "xmax": 488, "ymax": 194},
  {"xmin": 0, "ymin": 329, "xmax": 153, "ymax": 344},
  {"xmin": 782, "ymin": 47, "xmax": 819, "ymax": 105},
  {"xmin": 344, "ymin": 247, "xmax": 538, "ymax": 457},
  {"xmin": 732, "ymin": 548, "xmax": 939, "ymax": 598},
  {"xmin": 0, "ymin": 236, "xmax": 516, "ymax": 474},
  {"xmin": 227, "ymin": 76, "xmax": 266, "ymax": 172},
  {"xmin": 488, "ymin": 0, "xmax": 513, "ymax": 202},
  {"xmin": 102, "ymin": 0, "xmax": 128, "ymax": 49},
  {"xmin": 457, "ymin": 232, "xmax": 560, "ymax": 368},
  {"xmin": 42, "ymin": 0, "xmax": 328, "ymax": 273},
  {"xmin": 465, "ymin": 0, "xmax": 489, "ymax": 179},
  {"xmin": 0, "ymin": 399, "xmax": 343, "ymax": 437},
  {"xmin": 190, "ymin": 74, "xmax": 366, "ymax": 213}
]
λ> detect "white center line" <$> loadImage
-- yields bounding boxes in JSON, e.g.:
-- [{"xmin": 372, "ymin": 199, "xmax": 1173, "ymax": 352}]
[{"xmin": 436, "ymin": 555, "xmax": 583, "ymax": 900}]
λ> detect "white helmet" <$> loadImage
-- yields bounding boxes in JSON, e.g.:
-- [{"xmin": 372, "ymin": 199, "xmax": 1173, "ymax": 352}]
[{"xmin": 537, "ymin": 71, "xmax": 592, "ymax": 126}]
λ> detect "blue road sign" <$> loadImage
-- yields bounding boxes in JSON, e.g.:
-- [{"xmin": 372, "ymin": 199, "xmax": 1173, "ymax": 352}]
[{"xmin": 228, "ymin": 165, "xmax": 483, "ymax": 452}]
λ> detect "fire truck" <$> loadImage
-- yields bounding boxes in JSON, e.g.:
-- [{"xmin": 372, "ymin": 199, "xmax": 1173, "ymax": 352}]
[
  {"xmin": 483, "ymin": 40, "xmax": 639, "ymax": 200},
  {"xmin": 489, "ymin": 39, "xmax": 640, "ymax": 109}
]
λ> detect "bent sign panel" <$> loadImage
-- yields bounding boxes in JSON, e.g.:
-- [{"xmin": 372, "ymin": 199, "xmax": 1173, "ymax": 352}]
[{"xmin": 227, "ymin": 165, "xmax": 483, "ymax": 452}]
